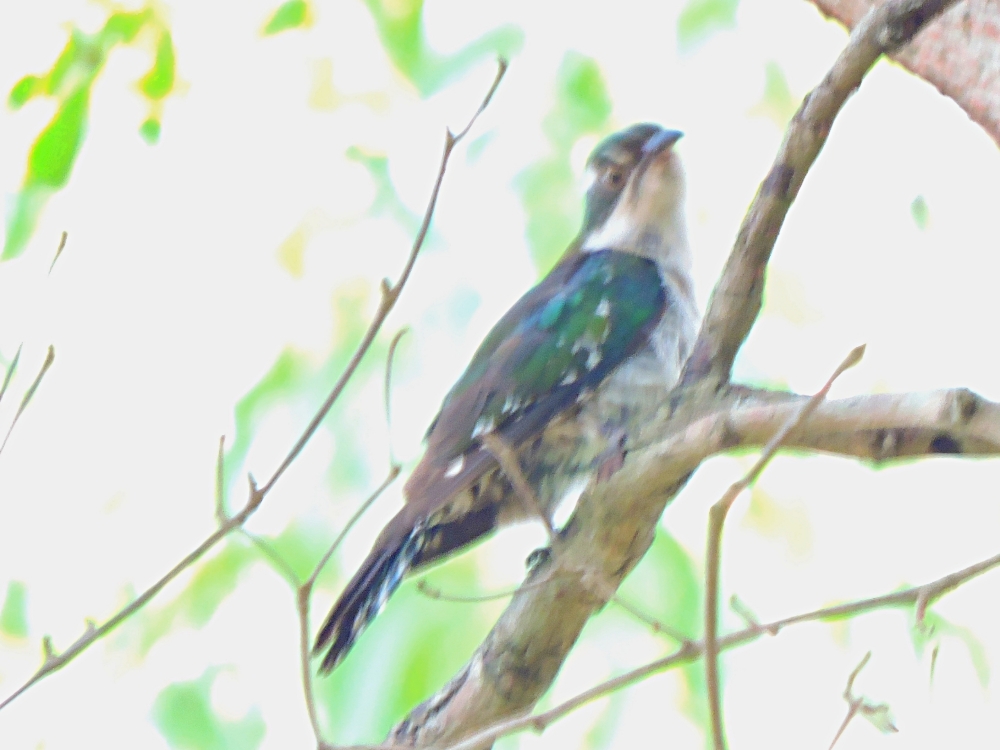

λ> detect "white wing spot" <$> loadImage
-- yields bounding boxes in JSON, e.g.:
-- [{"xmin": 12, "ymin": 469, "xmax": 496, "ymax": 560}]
[
  {"xmin": 471, "ymin": 416, "xmax": 495, "ymax": 439},
  {"xmin": 595, "ymin": 298, "xmax": 611, "ymax": 317},
  {"xmin": 560, "ymin": 369, "xmax": 579, "ymax": 385},
  {"xmin": 444, "ymin": 456, "xmax": 465, "ymax": 478},
  {"xmin": 586, "ymin": 349, "xmax": 602, "ymax": 370}
]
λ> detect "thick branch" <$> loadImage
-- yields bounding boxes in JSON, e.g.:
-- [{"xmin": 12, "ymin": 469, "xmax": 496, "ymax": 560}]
[
  {"xmin": 390, "ymin": 382, "xmax": 1000, "ymax": 746},
  {"xmin": 388, "ymin": 1, "xmax": 964, "ymax": 744},
  {"xmin": 679, "ymin": 0, "xmax": 961, "ymax": 386}
]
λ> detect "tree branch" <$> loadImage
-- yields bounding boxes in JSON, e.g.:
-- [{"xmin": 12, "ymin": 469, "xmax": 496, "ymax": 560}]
[
  {"xmin": 388, "ymin": 1, "xmax": 964, "ymax": 745},
  {"xmin": 679, "ymin": 0, "xmax": 962, "ymax": 386}
]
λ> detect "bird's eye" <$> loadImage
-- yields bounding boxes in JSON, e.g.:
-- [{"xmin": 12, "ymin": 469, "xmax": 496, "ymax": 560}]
[{"xmin": 602, "ymin": 167, "xmax": 625, "ymax": 188}]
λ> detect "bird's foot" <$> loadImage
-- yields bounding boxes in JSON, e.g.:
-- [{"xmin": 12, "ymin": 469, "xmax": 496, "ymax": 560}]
[{"xmin": 525, "ymin": 546, "xmax": 552, "ymax": 573}]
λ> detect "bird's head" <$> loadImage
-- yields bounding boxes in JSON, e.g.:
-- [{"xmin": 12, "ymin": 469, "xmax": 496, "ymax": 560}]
[{"xmin": 577, "ymin": 123, "xmax": 687, "ymax": 264}]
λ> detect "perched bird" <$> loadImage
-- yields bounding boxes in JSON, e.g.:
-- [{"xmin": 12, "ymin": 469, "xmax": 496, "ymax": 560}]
[{"xmin": 314, "ymin": 123, "xmax": 699, "ymax": 672}]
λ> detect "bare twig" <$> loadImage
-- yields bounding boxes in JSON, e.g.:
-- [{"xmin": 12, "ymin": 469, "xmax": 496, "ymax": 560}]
[
  {"xmin": 0, "ymin": 482, "xmax": 264, "ymax": 712},
  {"xmin": 0, "ymin": 344, "xmax": 22, "ymax": 409},
  {"xmin": 398, "ymin": 545, "xmax": 1000, "ymax": 750},
  {"xmin": 0, "ymin": 345, "xmax": 54, "ymax": 457},
  {"xmin": 828, "ymin": 651, "xmax": 897, "ymax": 749},
  {"xmin": 704, "ymin": 345, "xmax": 863, "ymax": 750},
  {"xmin": 214, "ymin": 435, "xmax": 228, "ymax": 524},
  {"xmin": 298, "ymin": 467, "xmax": 401, "ymax": 746},
  {"xmin": 48, "ymin": 231, "xmax": 68, "ymax": 274},
  {"xmin": 384, "ymin": 327, "xmax": 409, "ymax": 467},
  {"xmin": 610, "ymin": 594, "xmax": 691, "ymax": 643},
  {"xmin": 257, "ymin": 57, "xmax": 507, "ymax": 499},
  {"xmin": 680, "ymin": 0, "xmax": 960, "ymax": 385},
  {"xmin": 481, "ymin": 432, "xmax": 556, "ymax": 540},
  {"xmin": 417, "ymin": 578, "xmax": 539, "ymax": 603},
  {"xmin": 0, "ymin": 56, "xmax": 509, "ymax": 717}
]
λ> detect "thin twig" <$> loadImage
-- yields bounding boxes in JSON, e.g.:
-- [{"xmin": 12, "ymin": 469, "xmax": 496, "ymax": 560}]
[
  {"xmin": 384, "ymin": 327, "xmax": 409, "ymax": 467},
  {"xmin": 827, "ymin": 652, "xmax": 871, "ymax": 750},
  {"xmin": 610, "ymin": 594, "xmax": 691, "ymax": 643},
  {"xmin": 416, "ymin": 578, "xmax": 542, "ymax": 603},
  {"xmin": 680, "ymin": 0, "xmax": 960, "ymax": 385},
  {"xmin": 704, "ymin": 345, "xmax": 863, "ymax": 750},
  {"xmin": 257, "ymin": 57, "xmax": 507, "ymax": 499},
  {"xmin": 0, "ymin": 345, "xmax": 54, "ymax": 457},
  {"xmin": 0, "ymin": 485, "xmax": 264, "ymax": 712},
  {"xmin": 0, "ymin": 53, "xmax": 508, "ymax": 719},
  {"xmin": 49, "ymin": 231, "xmax": 68, "ymax": 274},
  {"xmin": 481, "ymin": 432, "xmax": 556, "ymax": 541},
  {"xmin": 298, "ymin": 467, "xmax": 402, "ymax": 746},
  {"xmin": 214, "ymin": 435, "xmax": 228, "ymax": 524},
  {"xmin": 0, "ymin": 344, "xmax": 22, "ymax": 409},
  {"xmin": 407, "ymin": 544, "xmax": 1000, "ymax": 750}
]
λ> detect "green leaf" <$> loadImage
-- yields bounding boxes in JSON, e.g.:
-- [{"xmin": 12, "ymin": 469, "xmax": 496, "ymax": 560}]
[
  {"xmin": 364, "ymin": 0, "xmax": 425, "ymax": 86},
  {"xmin": 26, "ymin": 87, "xmax": 89, "ymax": 189},
  {"xmin": 911, "ymin": 195, "xmax": 929, "ymax": 230},
  {"xmin": 3, "ymin": 186, "xmax": 50, "ymax": 261},
  {"xmin": 0, "ymin": 581, "xmax": 29, "ymax": 638},
  {"xmin": 517, "ymin": 52, "xmax": 611, "ymax": 271},
  {"xmin": 546, "ymin": 52, "xmax": 612, "ymax": 144},
  {"xmin": 152, "ymin": 669, "xmax": 265, "ymax": 750},
  {"xmin": 102, "ymin": 9, "xmax": 153, "ymax": 46},
  {"xmin": 346, "ymin": 146, "xmax": 420, "ymax": 234},
  {"xmin": 184, "ymin": 545, "xmax": 256, "ymax": 627},
  {"xmin": 749, "ymin": 61, "xmax": 798, "ymax": 128},
  {"xmin": 363, "ymin": 0, "xmax": 521, "ymax": 95},
  {"xmin": 317, "ymin": 555, "xmax": 489, "ymax": 743},
  {"xmin": 678, "ymin": 0, "xmax": 740, "ymax": 50},
  {"xmin": 140, "ymin": 32, "xmax": 176, "ymax": 100},
  {"xmin": 619, "ymin": 532, "xmax": 707, "ymax": 734},
  {"xmin": 264, "ymin": 521, "xmax": 337, "ymax": 583},
  {"xmin": 140, "ymin": 116, "xmax": 162, "ymax": 144},
  {"xmin": 517, "ymin": 158, "xmax": 579, "ymax": 272},
  {"xmin": 913, "ymin": 611, "xmax": 990, "ymax": 688},
  {"xmin": 263, "ymin": 0, "xmax": 311, "ymax": 35},
  {"xmin": 46, "ymin": 32, "xmax": 89, "ymax": 95},
  {"xmin": 9, "ymin": 75, "xmax": 43, "ymax": 109}
]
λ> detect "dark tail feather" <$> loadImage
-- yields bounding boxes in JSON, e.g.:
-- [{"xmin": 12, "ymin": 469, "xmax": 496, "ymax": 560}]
[
  {"xmin": 313, "ymin": 521, "xmax": 426, "ymax": 673},
  {"xmin": 313, "ymin": 502, "xmax": 500, "ymax": 673}
]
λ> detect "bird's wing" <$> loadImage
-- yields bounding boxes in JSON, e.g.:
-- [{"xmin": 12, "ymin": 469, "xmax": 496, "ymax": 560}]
[{"xmin": 404, "ymin": 248, "xmax": 669, "ymax": 508}]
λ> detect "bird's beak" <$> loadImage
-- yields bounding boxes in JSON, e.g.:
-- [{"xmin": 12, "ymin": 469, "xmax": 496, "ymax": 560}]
[{"xmin": 641, "ymin": 128, "xmax": 683, "ymax": 158}]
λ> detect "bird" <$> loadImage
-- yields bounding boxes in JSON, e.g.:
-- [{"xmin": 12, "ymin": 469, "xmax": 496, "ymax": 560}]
[{"xmin": 314, "ymin": 122, "xmax": 699, "ymax": 673}]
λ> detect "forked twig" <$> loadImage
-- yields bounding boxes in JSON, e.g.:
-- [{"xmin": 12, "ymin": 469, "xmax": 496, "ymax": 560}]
[
  {"xmin": 0, "ymin": 54, "xmax": 509, "ymax": 719},
  {"xmin": 704, "ymin": 345, "xmax": 863, "ymax": 749}
]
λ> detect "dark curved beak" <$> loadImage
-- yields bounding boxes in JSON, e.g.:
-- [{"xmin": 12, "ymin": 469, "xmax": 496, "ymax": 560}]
[{"xmin": 642, "ymin": 128, "xmax": 683, "ymax": 157}]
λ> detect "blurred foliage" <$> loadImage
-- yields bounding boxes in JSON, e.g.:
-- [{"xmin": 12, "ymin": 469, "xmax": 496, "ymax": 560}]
[
  {"xmin": 911, "ymin": 609, "xmax": 990, "ymax": 688},
  {"xmin": 263, "ymin": 0, "xmax": 313, "ymax": 35},
  {"xmin": 135, "ymin": 544, "xmax": 256, "ymax": 657},
  {"xmin": 620, "ymin": 531, "xmax": 707, "ymax": 738},
  {"xmin": 1, "ymin": 1, "xmax": 908, "ymax": 748},
  {"xmin": 317, "ymin": 554, "xmax": 492, "ymax": 743},
  {"xmin": 0, "ymin": 581, "xmax": 29, "ymax": 639},
  {"xmin": 5, "ymin": 5, "xmax": 176, "ymax": 260},
  {"xmin": 516, "ymin": 52, "xmax": 612, "ymax": 273},
  {"xmin": 911, "ymin": 194, "xmax": 930, "ymax": 229},
  {"xmin": 152, "ymin": 668, "xmax": 265, "ymax": 750},
  {"xmin": 678, "ymin": 0, "xmax": 740, "ymax": 51},
  {"xmin": 362, "ymin": 0, "xmax": 522, "ymax": 96},
  {"xmin": 749, "ymin": 61, "xmax": 798, "ymax": 128},
  {"xmin": 347, "ymin": 146, "xmax": 422, "ymax": 236}
]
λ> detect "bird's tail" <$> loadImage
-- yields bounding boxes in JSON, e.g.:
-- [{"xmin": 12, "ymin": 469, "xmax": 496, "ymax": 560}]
[
  {"xmin": 313, "ymin": 502, "xmax": 500, "ymax": 673},
  {"xmin": 312, "ymin": 516, "xmax": 426, "ymax": 673}
]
